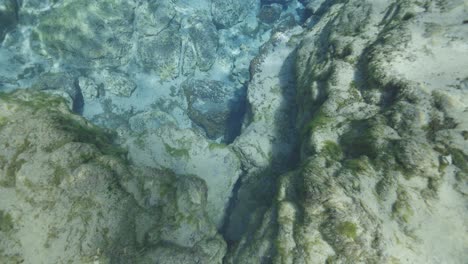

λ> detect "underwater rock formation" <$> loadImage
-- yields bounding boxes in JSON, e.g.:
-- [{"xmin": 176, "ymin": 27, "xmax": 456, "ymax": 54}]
[
  {"xmin": 0, "ymin": 0, "xmax": 467, "ymax": 263},
  {"xmin": 0, "ymin": 91, "xmax": 225, "ymax": 263},
  {"xmin": 226, "ymin": 0, "xmax": 468, "ymax": 263}
]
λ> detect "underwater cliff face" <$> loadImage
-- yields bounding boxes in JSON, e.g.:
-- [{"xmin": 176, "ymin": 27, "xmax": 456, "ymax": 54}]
[{"xmin": 0, "ymin": 0, "xmax": 467, "ymax": 263}]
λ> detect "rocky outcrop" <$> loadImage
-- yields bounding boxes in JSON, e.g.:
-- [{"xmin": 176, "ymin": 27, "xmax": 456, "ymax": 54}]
[
  {"xmin": 0, "ymin": 91, "xmax": 225, "ymax": 263},
  {"xmin": 227, "ymin": 0, "xmax": 468, "ymax": 263}
]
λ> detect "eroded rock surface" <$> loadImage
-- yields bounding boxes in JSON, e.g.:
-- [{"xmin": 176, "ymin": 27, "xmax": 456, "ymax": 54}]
[
  {"xmin": 227, "ymin": 0, "xmax": 468, "ymax": 263},
  {"xmin": 0, "ymin": 91, "xmax": 225, "ymax": 264},
  {"xmin": 0, "ymin": 0, "xmax": 466, "ymax": 263}
]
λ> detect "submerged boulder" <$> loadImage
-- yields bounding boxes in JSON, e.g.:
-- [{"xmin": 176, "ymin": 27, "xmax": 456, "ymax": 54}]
[{"xmin": 0, "ymin": 90, "xmax": 226, "ymax": 263}]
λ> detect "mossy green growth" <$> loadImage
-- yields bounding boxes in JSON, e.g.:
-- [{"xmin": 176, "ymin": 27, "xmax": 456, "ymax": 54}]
[
  {"xmin": 134, "ymin": 133, "xmax": 146, "ymax": 150},
  {"xmin": 0, "ymin": 210, "xmax": 14, "ymax": 232},
  {"xmin": 322, "ymin": 141, "xmax": 343, "ymax": 161},
  {"xmin": 51, "ymin": 115, "xmax": 127, "ymax": 158},
  {"xmin": 462, "ymin": 131, "xmax": 468, "ymax": 140},
  {"xmin": 340, "ymin": 120, "xmax": 378, "ymax": 159},
  {"xmin": 344, "ymin": 157, "xmax": 369, "ymax": 176},
  {"xmin": 164, "ymin": 143, "xmax": 189, "ymax": 159},
  {"xmin": 449, "ymin": 148, "xmax": 468, "ymax": 173},
  {"xmin": 0, "ymin": 155, "xmax": 6, "ymax": 170},
  {"xmin": 0, "ymin": 91, "xmax": 65, "ymax": 112},
  {"xmin": 338, "ymin": 221, "xmax": 357, "ymax": 239},
  {"xmin": 392, "ymin": 189, "xmax": 413, "ymax": 223},
  {"xmin": 0, "ymin": 116, "xmax": 8, "ymax": 129},
  {"xmin": 52, "ymin": 165, "xmax": 68, "ymax": 186},
  {"xmin": 1, "ymin": 139, "xmax": 31, "ymax": 188},
  {"xmin": 208, "ymin": 142, "xmax": 226, "ymax": 151},
  {"xmin": 301, "ymin": 110, "xmax": 332, "ymax": 137}
]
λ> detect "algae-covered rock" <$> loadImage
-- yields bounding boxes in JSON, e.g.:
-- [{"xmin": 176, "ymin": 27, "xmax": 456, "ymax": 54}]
[
  {"xmin": 228, "ymin": 0, "xmax": 468, "ymax": 263},
  {"xmin": 31, "ymin": 72, "xmax": 83, "ymax": 112},
  {"xmin": 0, "ymin": 90, "xmax": 225, "ymax": 263}
]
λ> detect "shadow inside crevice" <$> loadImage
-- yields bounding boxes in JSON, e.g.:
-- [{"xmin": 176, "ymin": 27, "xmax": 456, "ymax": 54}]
[{"xmin": 220, "ymin": 47, "xmax": 301, "ymax": 261}]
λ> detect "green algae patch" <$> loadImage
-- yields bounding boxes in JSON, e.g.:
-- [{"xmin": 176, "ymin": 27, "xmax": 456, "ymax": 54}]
[
  {"xmin": 52, "ymin": 165, "xmax": 68, "ymax": 186},
  {"xmin": 301, "ymin": 110, "xmax": 333, "ymax": 137},
  {"xmin": 338, "ymin": 221, "xmax": 357, "ymax": 239},
  {"xmin": 322, "ymin": 141, "xmax": 343, "ymax": 161},
  {"xmin": 0, "ymin": 211, "xmax": 14, "ymax": 232},
  {"xmin": 164, "ymin": 143, "xmax": 189, "ymax": 159},
  {"xmin": 392, "ymin": 189, "xmax": 414, "ymax": 223},
  {"xmin": 0, "ymin": 91, "xmax": 65, "ymax": 112},
  {"xmin": 208, "ymin": 142, "xmax": 226, "ymax": 150},
  {"xmin": 51, "ymin": 115, "xmax": 127, "ymax": 158},
  {"xmin": 0, "ymin": 116, "xmax": 8, "ymax": 129},
  {"xmin": 345, "ymin": 157, "xmax": 371, "ymax": 176},
  {"xmin": 449, "ymin": 148, "xmax": 468, "ymax": 173},
  {"xmin": 1, "ymin": 139, "xmax": 31, "ymax": 188}
]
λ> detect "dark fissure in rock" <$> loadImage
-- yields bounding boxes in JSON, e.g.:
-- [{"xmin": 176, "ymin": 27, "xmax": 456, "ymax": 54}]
[{"xmin": 224, "ymin": 84, "xmax": 248, "ymax": 144}]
